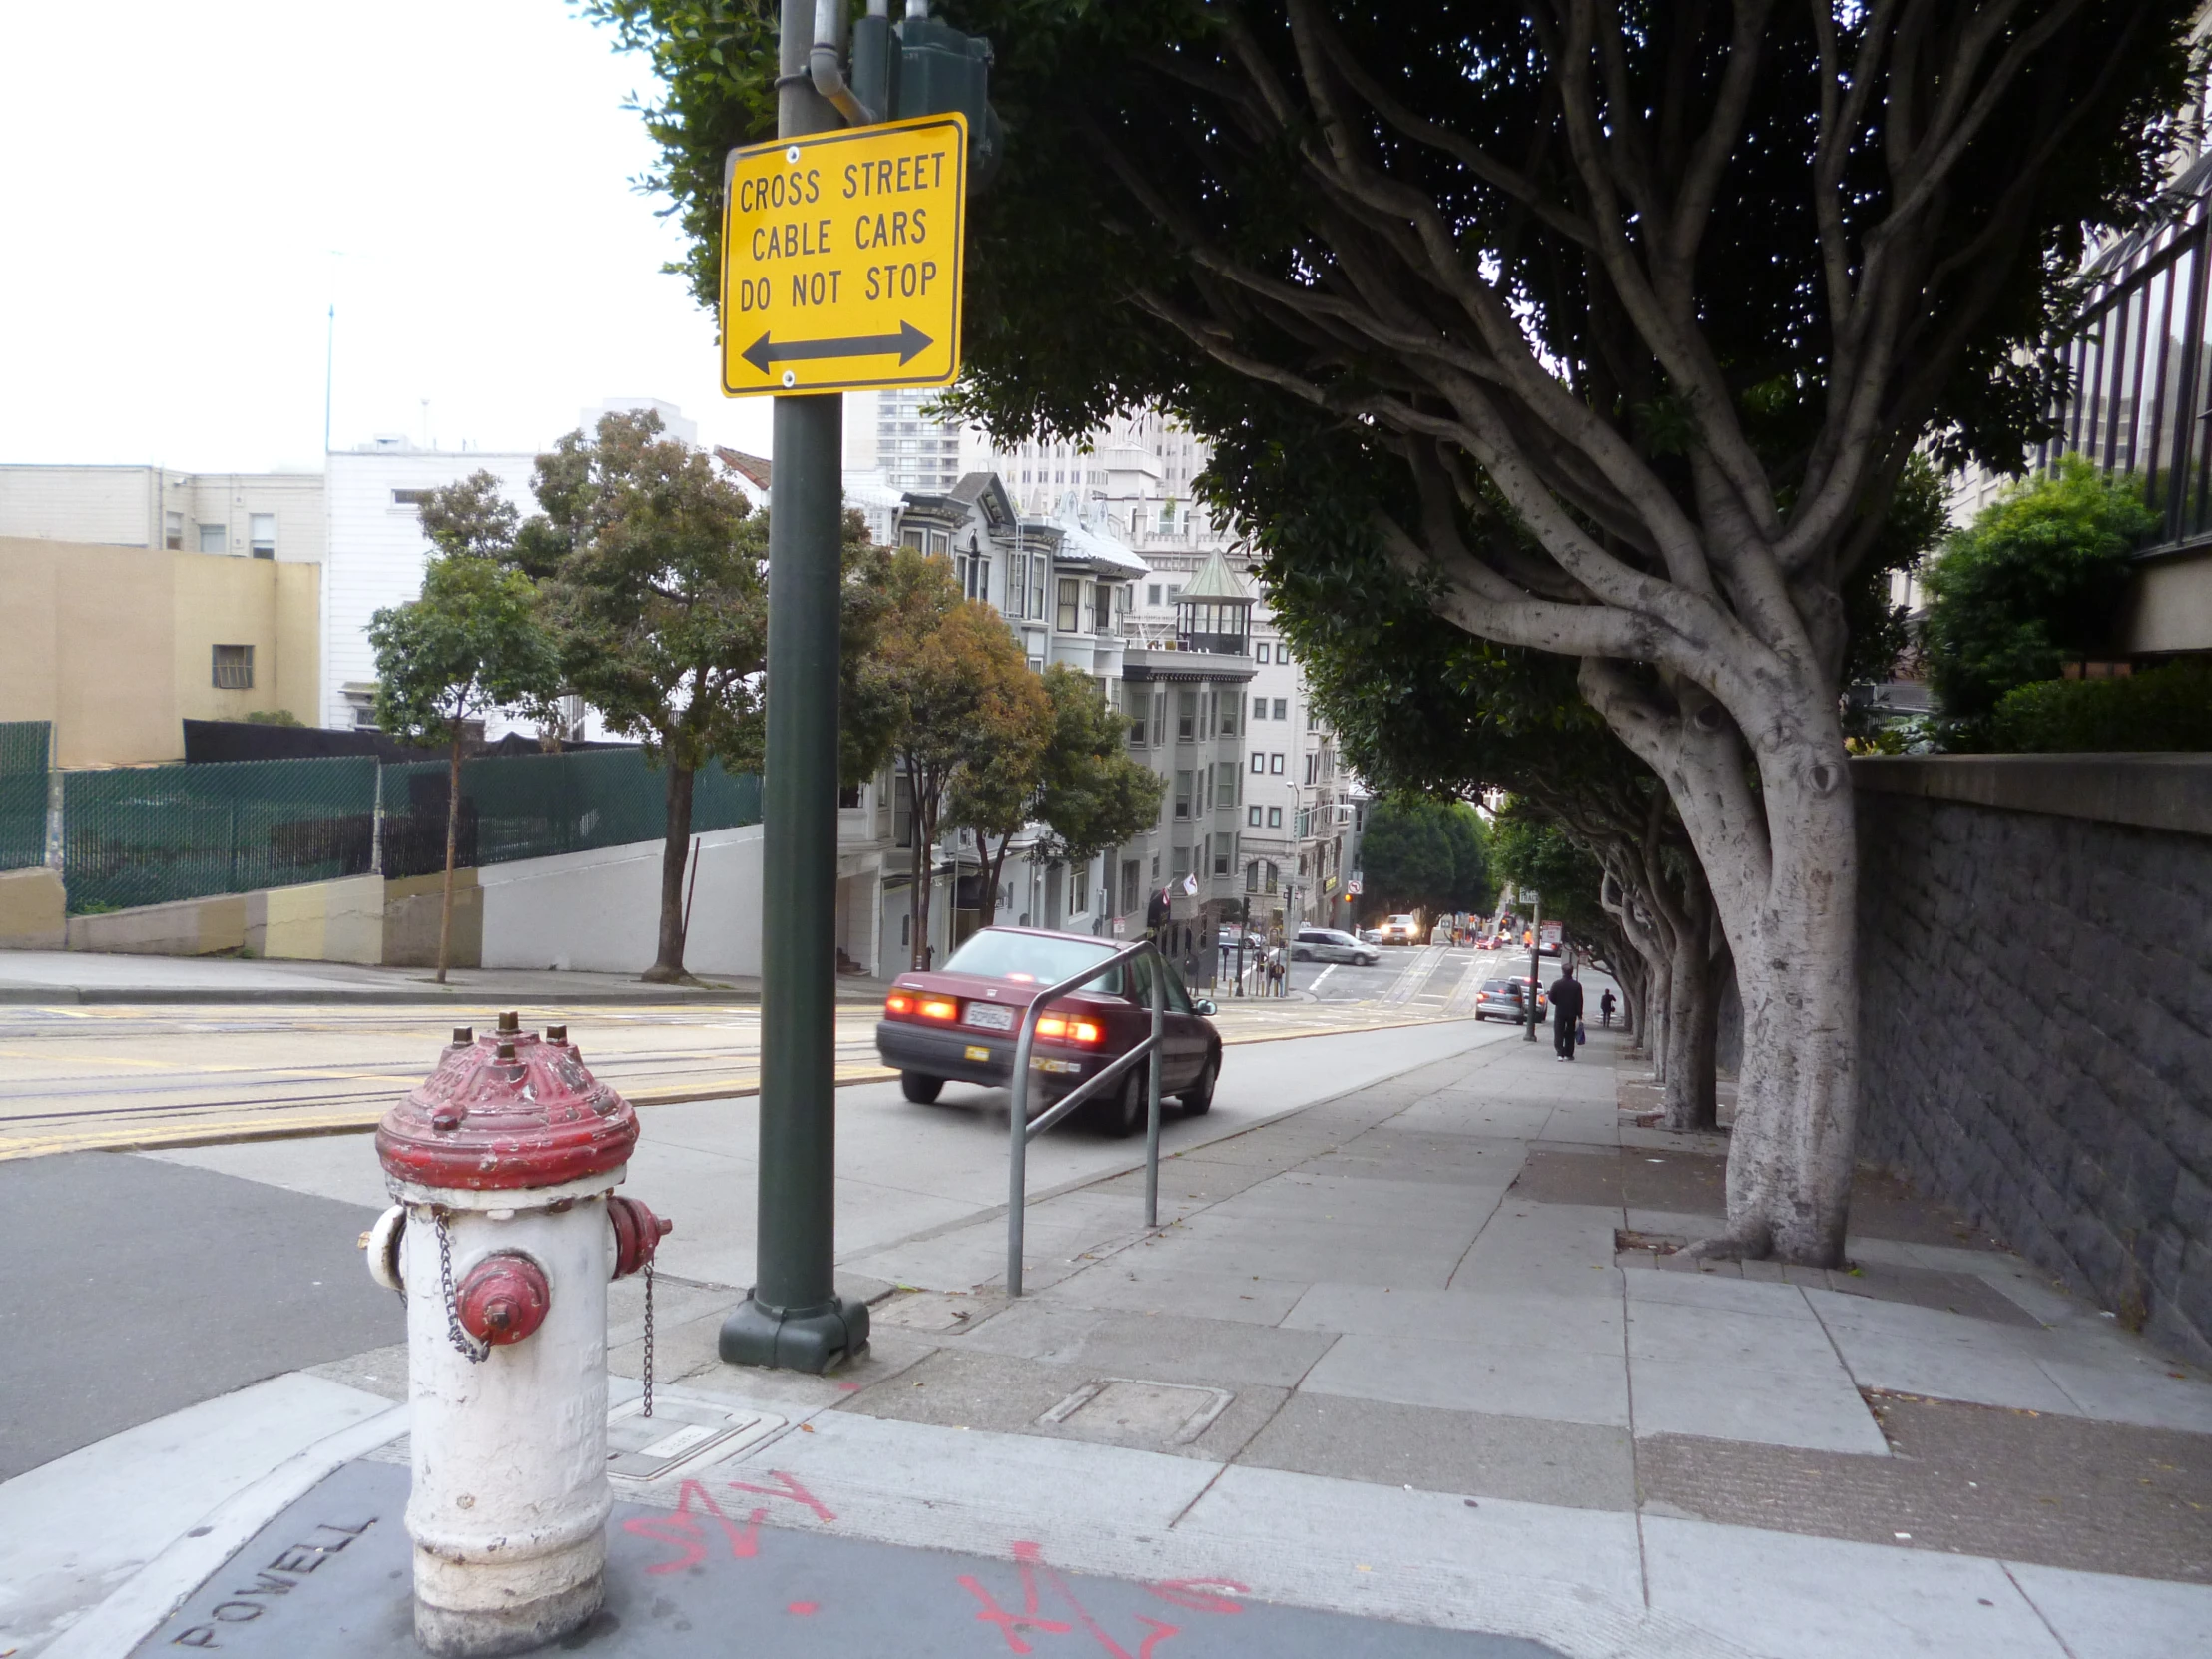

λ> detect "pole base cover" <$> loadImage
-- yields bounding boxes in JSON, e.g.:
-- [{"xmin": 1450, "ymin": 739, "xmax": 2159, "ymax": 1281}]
[{"xmin": 720, "ymin": 1292, "xmax": 870, "ymax": 1374}]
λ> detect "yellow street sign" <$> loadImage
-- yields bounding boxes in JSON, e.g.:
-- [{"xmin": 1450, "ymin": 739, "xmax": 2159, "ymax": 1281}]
[{"xmin": 720, "ymin": 113, "xmax": 967, "ymax": 397}]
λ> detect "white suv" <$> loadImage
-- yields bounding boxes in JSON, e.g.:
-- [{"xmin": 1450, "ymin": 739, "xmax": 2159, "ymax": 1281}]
[{"xmin": 1379, "ymin": 914, "xmax": 1421, "ymax": 946}]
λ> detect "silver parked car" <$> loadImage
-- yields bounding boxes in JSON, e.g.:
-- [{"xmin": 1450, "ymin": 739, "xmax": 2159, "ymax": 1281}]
[{"xmin": 1292, "ymin": 927, "xmax": 1380, "ymax": 965}]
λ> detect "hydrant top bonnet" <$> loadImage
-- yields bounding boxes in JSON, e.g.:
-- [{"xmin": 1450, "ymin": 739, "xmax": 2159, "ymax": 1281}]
[{"xmin": 377, "ymin": 1017, "xmax": 638, "ymax": 1192}]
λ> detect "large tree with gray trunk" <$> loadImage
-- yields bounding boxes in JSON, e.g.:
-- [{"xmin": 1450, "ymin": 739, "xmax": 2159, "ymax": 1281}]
[{"xmin": 593, "ymin": 0, "xmax": 2197, "ymax": 1262}]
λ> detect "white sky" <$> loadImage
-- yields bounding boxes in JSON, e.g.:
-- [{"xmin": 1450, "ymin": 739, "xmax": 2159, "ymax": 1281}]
[{"xmin": 0, "ymin": 0, "xmax": 774, "ymax": 473}]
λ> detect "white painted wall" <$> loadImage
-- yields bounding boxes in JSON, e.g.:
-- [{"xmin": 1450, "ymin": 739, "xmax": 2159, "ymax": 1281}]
[{"xmin": 477, "ymin": 824, "xmax": 763, "ymax": 976}]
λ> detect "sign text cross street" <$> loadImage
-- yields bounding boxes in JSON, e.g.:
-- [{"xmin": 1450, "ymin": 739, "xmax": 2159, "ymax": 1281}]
[{"xmin": 721, "ymin": 114, "xmax": 967, "ymax": 397}]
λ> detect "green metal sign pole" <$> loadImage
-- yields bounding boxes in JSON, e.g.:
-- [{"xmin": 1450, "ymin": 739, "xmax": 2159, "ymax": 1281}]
[{"xmin": 720, "ymin": 0, "xmax": 869, "ymax": 1374}]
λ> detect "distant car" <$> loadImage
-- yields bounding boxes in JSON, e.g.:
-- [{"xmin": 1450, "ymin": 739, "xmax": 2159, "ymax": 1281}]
[
  {"xmin": 1292, "ymin": 927, "xmax": 1380, "ymax": 966},
  {"xmin": 1359, "ymin": 929, "xmax": 1382, "ymax": 945},
  {"xmin": 1473, "ymin": 977, "xmax": 1546, "ymax": 1023},
  {"xmin": 874, "ymin": 926, "xmax": 1222, "ymax": 1136},
  {"xmin": 1379, "ymin": 913, "xmax": 1421, "ymax": 946}
]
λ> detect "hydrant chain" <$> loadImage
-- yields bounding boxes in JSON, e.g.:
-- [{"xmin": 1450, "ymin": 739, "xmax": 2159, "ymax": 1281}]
[
  {"xmin": 641, "ymin": 1258, "xmax": 656, "ymax": 1419},
  {"xmin": 435, "ymin": 1211, "xmax": 491, "ymax": 1365}
]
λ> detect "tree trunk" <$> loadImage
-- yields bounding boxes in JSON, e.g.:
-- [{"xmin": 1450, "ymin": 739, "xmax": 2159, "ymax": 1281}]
[
  {"xmin": 435, "ymin": 730, "xmax": 462, "ymax": 985},
  {"xmin": 1716, "ymin": 775, "xmax": 1860, "ymax": 1265},
  {"xmin": 908, "ymin": 779, "xmax": 936, "ymax": 970},
  {"xmin": 1661, "ymin": 923, "xmax": 1717, "ymax": 1132},
  {"xmin": 643, "ymin": 760, "xmax": 696, "ymax": 983},
  {"xmin": 1583, "ymin": 664, "xmax": 1863, "ymax": 1266}
]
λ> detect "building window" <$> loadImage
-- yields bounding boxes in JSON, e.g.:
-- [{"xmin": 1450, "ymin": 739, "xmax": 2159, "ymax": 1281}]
[
  {"xmin": 1250, "ymin": 752, "xmax": 1265, "ymax": 774},
  {"xmin": 1121, "ymin": 858, "xmax": 1141, "ymax": 915},
  {"xmin": 1252, "ymin": 694, "xmax": 1267, "ymax": 722},
  {"xmin": 164, "ymin": 511, "xmax": 184, "ymax": 551},
  {"xmin": 1151, "ymin": 692, "xmax": 1166, "ymax": 747},
  {"xmin": 1171, "ymin": 844, "xmax": 1190, "ymax": 879},
  {"xmin": 1246, "ymin": 860, "xmax": 1261, "ymax": 891},
  {"xmin": 198, "ymin": 522, "xmax": 226, "ymax": 553},
  {"xmin": 1273, "ymin": 698, "xmax": 1288, "ymax": 721},
  {"xmin": 1071, "ymin": 862, "xmax": 1090, "ymax": 913},
  {"xmin": 838, "ymin": 784, "xmax": 863, "ymax": 809},
  {"xmin": 893, "ymin": 773, "xmax": 914, "ymax": 847},
  {"xmin": 1306, "ymin": 752, "xmax": 1319, "ymax": 785},
  {"xmin": 249, "ymin": 513, "xmax": 276, "ymax": 558},
  {"xmin": 1220, "ymin": 698, "xmax": 1237, "ymax": 736},
  {"xmin": 1254, "ymin": 643, "xmax": 1270, "ymax": 664},
  {"xmin": 392, "ymin": 488, "xmax": 435, "ymax": 505},
  {"xmin": 1147, "ymin": 583, "xmax": 1163, "ymax": 606},
  {"xmin": 1129, "ymin": 713, "xmax": 1147, "ymax": 747},
  {"xmin": 1218, "ymin": 762, "xmax": 1239, "ymax": 805},
  {"xmin": 1270, "ymin": 753, "xmax": 1285, "ymax": 775},
  {"xmin": 1174, "ymin": 771, "xmax": 1193, "ymax": 818},
  {"xmin": 1265, "ymin": 860, "xmax": 1279, "ymax": 894},
  {"xmin": 1267, "ymin": 806, "xmax": 1283, "ymax": 828},
  {"xmin": 1214, "ymin": 839, "xmax": 1232, "ymax": 877},
  {"xmin": 1177, "ymin": 691, "xmax": 1196, "ymax": 740},
  {"xmin": 211, "ymin": 644, "xmax": 254, "ymax": 690},
  {"xmin": 1056, "ymin": 578, "xmax": 1080, "ymax": 632}
]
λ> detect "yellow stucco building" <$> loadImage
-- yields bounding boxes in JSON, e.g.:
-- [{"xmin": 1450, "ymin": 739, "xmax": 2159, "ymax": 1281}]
[{"xmin": 0, "ymin": 535, "xmax": 320, "ymax": 767}]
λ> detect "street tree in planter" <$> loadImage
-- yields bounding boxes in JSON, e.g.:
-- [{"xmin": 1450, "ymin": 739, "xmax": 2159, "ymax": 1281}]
[{"xmin": 368, "ymin": 539, "xmax": 559, "ymax": 983}]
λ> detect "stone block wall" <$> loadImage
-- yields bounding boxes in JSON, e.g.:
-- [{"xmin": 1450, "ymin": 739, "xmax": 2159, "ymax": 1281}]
[{"xmin": 1854, "ymin": 756, "xmax": 2212, "ymax": 1367}]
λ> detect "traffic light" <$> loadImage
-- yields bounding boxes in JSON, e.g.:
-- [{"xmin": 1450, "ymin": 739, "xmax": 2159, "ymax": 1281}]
[{"xmin": 823, "ymin": 0, "xmax": 1001, "ymax": 191}]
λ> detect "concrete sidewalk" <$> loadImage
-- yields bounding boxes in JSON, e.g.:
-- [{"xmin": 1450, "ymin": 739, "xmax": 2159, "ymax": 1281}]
[
  {"xmin": 7, "ymin": 1026, "xmax": 2209, "ymax": 1657},
  {"xmin": 0, "ymin": 948, "xmax": 894, "ymax": 1004}
]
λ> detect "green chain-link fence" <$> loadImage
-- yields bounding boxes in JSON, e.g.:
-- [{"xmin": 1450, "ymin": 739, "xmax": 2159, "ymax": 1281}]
[
  {"xmin": 52, "ymin": 746, "xmax": 762, "ymax": 912},
  {"xmin": 0, "ymin": 722, "xmax": 50, "ymax": 872},
  {"xmin": 62, "ymin": 757, "xmax": 379, "ymax": 913},
  {"xmin": 378, "ymin": 749, "xmax": 762, "ymax": 879}
]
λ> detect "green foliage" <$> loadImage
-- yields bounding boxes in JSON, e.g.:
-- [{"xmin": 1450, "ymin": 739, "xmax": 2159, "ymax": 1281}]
[
  {"xmin": 242, "ymin": 710, "xmax": 303, "ymax": 727},
  {"xmin": 1358, "ymin": 796, "xmax": 1489, "ymax": 918},
  {"xmin": 1989, "ymin": 660, "xmax": 2212, "ymax": 753},
  {"xmin": 368, "ymin": 550, "xmax": 559, "ymax": 748},
  {"xmin": 1844, "ymin": 456, "xmax": 1951, "ymax": 694},
  {"xmin": 1922, "ymin": 456, "xmax": 2159, "ymax": 724},
  {"xmin": 1488, "ymin": 807, "xmax": 1610, "ymax": 943},
  {"xmin": 1031, "ymin": 666, "xmax": 1164, "ymax": 864},
  {"xmin": 523, "ymin": 412, "xmax": 770, "ymax": 774}
]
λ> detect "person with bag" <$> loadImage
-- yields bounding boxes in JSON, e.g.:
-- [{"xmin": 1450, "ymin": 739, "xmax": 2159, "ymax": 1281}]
[{"xmin": 1546, "ymin": 966, "xmax": 1585, "ymax": 1061}]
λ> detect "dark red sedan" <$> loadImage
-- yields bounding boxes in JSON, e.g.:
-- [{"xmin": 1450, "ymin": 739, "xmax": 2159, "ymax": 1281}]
[{"xmin": 874, "ymin": 927, "xmax": 1223, "ymax": 1136}]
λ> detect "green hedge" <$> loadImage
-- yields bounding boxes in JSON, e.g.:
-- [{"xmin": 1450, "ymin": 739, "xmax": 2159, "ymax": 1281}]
[{"xmin": 1989, "ymin": 660, "xmax": 2212, "ymax": 753}]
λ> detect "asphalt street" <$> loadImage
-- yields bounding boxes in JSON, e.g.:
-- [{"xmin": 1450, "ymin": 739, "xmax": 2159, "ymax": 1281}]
[{"xmin": 1271, "ymin": 943, "xmax": 1623, "ymax": 1028}]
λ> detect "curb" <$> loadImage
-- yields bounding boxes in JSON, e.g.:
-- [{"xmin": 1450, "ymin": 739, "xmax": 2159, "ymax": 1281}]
[{"xmin": 39, "ymin": 1402, "xmax": 410, "ymax": 1659}]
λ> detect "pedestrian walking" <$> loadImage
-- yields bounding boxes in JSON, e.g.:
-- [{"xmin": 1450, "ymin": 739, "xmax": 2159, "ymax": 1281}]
[
  {"xmin": 1547, "ymin": 966, "xmax": 1585, "ymax": 1061},
  {"xmin": 1599, "ymin": 989, "xmax": 1615, "ymax": 1027}
]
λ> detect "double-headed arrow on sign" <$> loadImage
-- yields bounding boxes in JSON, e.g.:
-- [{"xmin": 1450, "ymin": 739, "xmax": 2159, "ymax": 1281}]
[{"xmin": 740, "ymin": 321, "xmax": 933, "ymax": 376}]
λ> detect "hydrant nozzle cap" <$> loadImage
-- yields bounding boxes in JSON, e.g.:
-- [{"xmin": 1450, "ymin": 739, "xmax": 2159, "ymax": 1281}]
[
  {"xmin": 498, "ymin": 1010, "xmax": 521, "ymax": 1033},
  {"xmin": 452, "ymin": 1026, "xmax": 473, "ymax": 1046}
]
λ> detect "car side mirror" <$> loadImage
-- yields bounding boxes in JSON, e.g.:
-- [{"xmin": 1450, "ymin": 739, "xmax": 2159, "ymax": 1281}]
[{"xmin": 1194, "ymin": 999, "xmax": 1217, "ymax": 1017}]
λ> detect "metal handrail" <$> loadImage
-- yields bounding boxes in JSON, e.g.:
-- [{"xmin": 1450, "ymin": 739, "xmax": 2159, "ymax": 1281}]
[{"xmin": 1006, "ymin": 936, "xmax": 1168, "ymax": 1297}]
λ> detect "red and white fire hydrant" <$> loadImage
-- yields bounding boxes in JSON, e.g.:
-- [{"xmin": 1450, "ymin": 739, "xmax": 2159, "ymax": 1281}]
[{"xmin": 363, "ymin": 1012, "xmax": 671, "ymax": 1657}]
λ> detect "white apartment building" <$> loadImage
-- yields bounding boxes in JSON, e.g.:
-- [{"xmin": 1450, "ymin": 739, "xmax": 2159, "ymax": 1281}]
[{"xmin": 0, "ymin": 463, "xmax": 324, "ymax": 563}]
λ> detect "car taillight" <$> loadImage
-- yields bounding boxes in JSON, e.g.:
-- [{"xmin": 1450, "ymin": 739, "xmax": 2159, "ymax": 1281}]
[
  {"xmin": 1035, "ymin": 1014, "xmax": 1103, "ymax": 1044},
  {"xmin": 918, "ymin": 998, "xmax": 959, "ymax": 1021},
  {"xmin": 884, "ymin": 993, "xmax": 912, "ymax": 1015}
]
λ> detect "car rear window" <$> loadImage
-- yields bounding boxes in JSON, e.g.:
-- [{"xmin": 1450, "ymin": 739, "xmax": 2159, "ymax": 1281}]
[
  {"xmin": 1481, "ymin": 980, "xmax": 1521, "ymax": 993},
  {"xmin": 942, "ymin": 930, "xmax": 1119, "ymax": 989}
]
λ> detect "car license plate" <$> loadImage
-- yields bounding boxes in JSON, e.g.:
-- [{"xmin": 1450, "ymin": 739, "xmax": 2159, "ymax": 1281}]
[
  {"xmin": 964, "ymin": 1044, "xmax": 991, "ymax": 1062},
  {"xmin": 965, "ymin": 1003, "xmax": 1014, "ymax": 1031}
]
